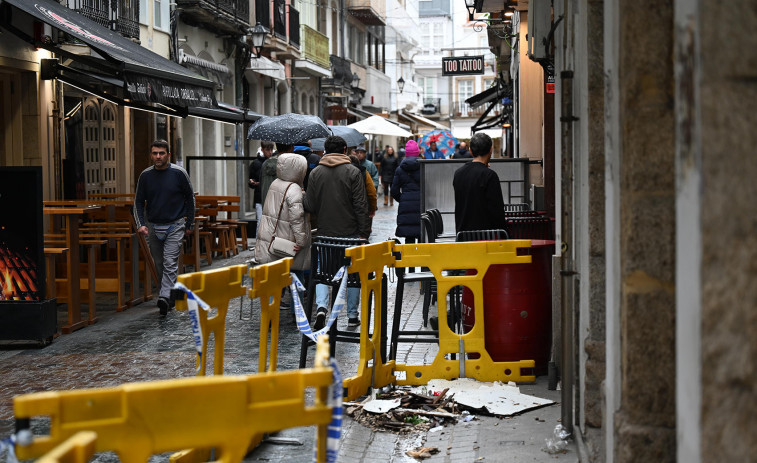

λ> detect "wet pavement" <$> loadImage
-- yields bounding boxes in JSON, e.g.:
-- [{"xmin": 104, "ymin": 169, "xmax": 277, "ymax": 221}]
[{"xmin": 0, "ymin": 192, "xmax": 576, "ymax": 462}]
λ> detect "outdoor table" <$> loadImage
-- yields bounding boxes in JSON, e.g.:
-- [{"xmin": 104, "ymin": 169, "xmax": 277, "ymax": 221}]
[{"xmin": 43, "ymin": 205, "xmax": 102, "ymax": 333}]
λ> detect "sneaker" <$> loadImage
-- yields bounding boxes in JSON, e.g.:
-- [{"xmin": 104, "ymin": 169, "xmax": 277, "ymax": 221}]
[
  {"xmin": 347, "ymin": 317, "xmax": 360, "ymax": 328},
  {"xmin": 157, "ymin": 297, "xmax": 169, "ymax": 316},
  {"xmin": 313, "ymin": 307, "xmax": 327, "ymax": 331}
]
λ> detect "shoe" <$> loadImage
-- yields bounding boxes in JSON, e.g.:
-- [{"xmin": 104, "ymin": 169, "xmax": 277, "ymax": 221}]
[
  {"xmin": 429, "ymin": 316, "xmax": 439, "ymax": 331},
  {"xmin": 347, "ymin": 317, "xmax": 360, "ymax": 328},
  {"xmin": 313, "ymin": 307, "xmax": 327, "ymax": 331},
  {"xmin": 157, "ymin": 297, "xmax": 169, "ymax": 316}
]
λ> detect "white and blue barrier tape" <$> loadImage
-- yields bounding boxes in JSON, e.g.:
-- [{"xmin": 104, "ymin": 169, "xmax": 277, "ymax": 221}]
[
  {"xmin": 289, "ymin": 269, "xmax": 347, "ymax": 463},
  {"xmin": 172, "ymin": 282, "xmax": 210, "ymax": 375}
]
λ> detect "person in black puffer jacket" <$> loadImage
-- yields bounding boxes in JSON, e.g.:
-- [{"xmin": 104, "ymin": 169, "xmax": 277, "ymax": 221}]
[
  {"xmin": 392, "ymin": 140, "xmax": 422, "ymax": 243},
  {"xmin": 380, "ymin": 146, "xmax": 400, "ymax": 206}
]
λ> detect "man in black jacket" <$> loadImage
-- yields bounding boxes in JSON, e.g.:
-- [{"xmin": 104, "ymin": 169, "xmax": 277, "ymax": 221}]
[
  {"xmin": 304, "ymin": 135, "xmax": 369, "ymax": 329},
  {"xmin": 452, "ymin": 133, "xmax": 506, "ymax": 232}
]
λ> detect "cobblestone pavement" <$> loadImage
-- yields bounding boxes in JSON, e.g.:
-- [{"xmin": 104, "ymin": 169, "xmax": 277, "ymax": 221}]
[{"xmin": 0, "ymin": 197, "xmax": 576, "ymax": 463}]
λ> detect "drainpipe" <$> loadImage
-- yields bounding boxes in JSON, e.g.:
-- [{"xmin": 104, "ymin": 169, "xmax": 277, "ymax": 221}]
[
  {"xmin": 559, "ymin": 68, "xmax": 576, "ymax": 436},
  {"xmin": 339, "ymin": 0, "xmax": 345, "ymax": 58}
]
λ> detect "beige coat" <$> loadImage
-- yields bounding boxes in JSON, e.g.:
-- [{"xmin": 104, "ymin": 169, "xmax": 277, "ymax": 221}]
[{"xmin": 254, "ymin": 152, "xmax": 311, "ymax": 270}]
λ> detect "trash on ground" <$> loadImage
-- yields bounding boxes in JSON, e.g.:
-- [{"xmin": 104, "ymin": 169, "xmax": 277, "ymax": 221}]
[
  {"xmin": 344, "ymin": 387, "xmax": 457, "ymax": 433},
  {"xmin": 543, "ymin": 424, "xmax": 571, "ymax": 454},
  {"xmin": 419, "ymin": 378, "xmax": 554, "ymax": 416},
  {"xmin": 362, "ymin": 398, "xmax": 401, "ymax": 414},
  {"xmin": 344, "ymin": 378, "xmax": 554, "ymax": 433},
  {"xmin": 406, "ymin": 446, "xmax": 440, "ymax": 460}
]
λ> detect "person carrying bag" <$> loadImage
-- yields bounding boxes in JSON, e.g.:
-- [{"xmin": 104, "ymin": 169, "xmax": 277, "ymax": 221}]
[{"xmin": 255, "ymin": 153, "xmax": 311, "ymax": 273}]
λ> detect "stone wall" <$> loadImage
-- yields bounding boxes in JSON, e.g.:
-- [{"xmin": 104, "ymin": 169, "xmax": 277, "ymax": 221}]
[
  {"xmin": 614, "ymin": 0, "xmax": 677, "ymax": 460},
  {"xmin": 699, "ymin": 0, "xmax": 757, "ymax": 460}
]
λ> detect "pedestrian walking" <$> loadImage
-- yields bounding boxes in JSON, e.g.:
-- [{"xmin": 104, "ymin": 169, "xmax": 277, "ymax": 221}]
[
  {"xmin": 355, "ymin": 146, "xmax": 379, "ymax": 190},
  {"xmin": 133, "ymin": 139, "xmax": 195, "ymax": 316},
  {"xmin": 427, "ymin": 140, "xmax": 445, "ymax": 159},
  {"xmin": 350, "ymin": 154, "xmax": 378, "ymax": 221},
  {"xmin": 260, "ymin": 142, "xmax": 295, "ymax": 206},
  {"xmin": 304, "ymin": 135, "xmax": 370, "ymax": 329},
  {"xmin": 255, "ymin": 152, "xmax": 312, "ymax": 304},
  {"xmin": 380, "ymin": 146, "xmax": 400, "ymax": 206},
  {"xmin": 248, "ymin": 140, "xmax": 274, "ymax": 234},
  {"xmin": 452, "ymin": 141, "xmax": 473, "ymax": 159},
  {"xmin": 453, "ymin": 132, "xmax": 507, "ymax": 232},
  {"xmin": 392, "ymin": 140, "xmax": 422, "ymax": 244}
]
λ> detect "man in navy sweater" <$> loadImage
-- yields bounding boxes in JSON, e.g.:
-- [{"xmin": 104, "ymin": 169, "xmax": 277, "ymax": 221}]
[{"xmin": 134, "ymin": 140, "xmax": 195, "ymax": 316}]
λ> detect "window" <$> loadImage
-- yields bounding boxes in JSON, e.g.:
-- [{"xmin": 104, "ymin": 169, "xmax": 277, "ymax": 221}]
[
  {"xmin": 484, "ymin": 78, "xmax": 494, "ymax": 90},
  {"xmin": 155, "ymin": 0, "xmax": 170, "ymax": 31},
  {"xmin": 421, "ymin": 22, "xmax": 444, "ymax": 55},
  {"xmin": 458, "ymin": 79, "xmax": 474, "ymax": 100},
  {"xmin": 139, "ymin": 0, "xmax": 147, "ymax": 24},
  {"xmin": 421, "ymin": 77, "xmax": 434, "ymax": 97},
  {"xmin": 139, "ymin": 0, "xmax": 169, "ymax": 31}
]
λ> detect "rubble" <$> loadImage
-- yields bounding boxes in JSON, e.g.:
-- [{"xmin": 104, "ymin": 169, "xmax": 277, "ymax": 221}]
[{"xmin": 344, "ymin": 387, "xmax": 460, "ymax": 433}]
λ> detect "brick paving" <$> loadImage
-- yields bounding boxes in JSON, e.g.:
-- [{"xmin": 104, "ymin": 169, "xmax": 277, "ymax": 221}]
[{"xmin": 0, "ymin": 201, "xmax": 576, "ymax": 462}]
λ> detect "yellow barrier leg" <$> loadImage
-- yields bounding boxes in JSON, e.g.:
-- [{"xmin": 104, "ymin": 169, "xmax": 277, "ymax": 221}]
[
  {"xmin": 342, "ymin": 241, "xmax": 397, "ymax": 401},
  {"xmin": 249, "ymin": 258, "xmax": 292, "ymax": 373},
  {"xmin": 37, "ymin": 431, "xmax": 97, "ymax": 463},
  {"xmin": 175, "ymin": 265, "xmax": 247, "ymax": 376}
]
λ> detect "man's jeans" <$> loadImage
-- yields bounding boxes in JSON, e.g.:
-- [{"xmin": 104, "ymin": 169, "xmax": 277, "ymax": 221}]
[
  {"xmin": 147, "ymin": 220, "xmax": 185, "ymax": 299},
  {"xmin": 315, "ymin": 284, "xmax": 359, "ymax": 319}
]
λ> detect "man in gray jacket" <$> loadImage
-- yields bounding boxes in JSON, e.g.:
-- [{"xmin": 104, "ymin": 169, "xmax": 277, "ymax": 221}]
[{"xmin": 304, "ymin": 135, "xmax": 369, "ymax": 328}]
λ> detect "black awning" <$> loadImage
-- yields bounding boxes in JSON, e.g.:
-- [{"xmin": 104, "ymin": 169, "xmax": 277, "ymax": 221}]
[
  {"xmin": 465, "ymin": 81, "xmax": 505, "ymax": 109},
  {"xmin": 0, "ymin": 0, "xmax": 216, "ymax": 109},
  {"xmin": 188, "ymin": 102, "xmax": 263, "ymax": 124}
]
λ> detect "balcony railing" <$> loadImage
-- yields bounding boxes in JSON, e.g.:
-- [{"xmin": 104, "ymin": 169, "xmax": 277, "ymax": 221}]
[
  {"xmin": 176, "ymin": 0, "xmax": 250, "ymax": 29},
  {"xmin": 66, "ymin": 0, "xmax": 140, "ymax": 40},
  {"xmin": 301, "ymin": 25, "xmax": 329, "ymax": 69},
  {"xmin": 289, "ymin": 6, "xmax": 300, "ymax": 48},
  {"xmin": 347, "ymin": 0, "xmax": 385, "ymax": 25},
  {"xmin": 421, "ymin": 98, "xmax": 441, "ymax": 115},
  {"xmin": 452, "ymin": 100, "xmax": 502, "ymax": 118}
]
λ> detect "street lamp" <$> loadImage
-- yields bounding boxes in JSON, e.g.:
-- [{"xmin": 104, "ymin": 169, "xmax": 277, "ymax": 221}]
[
  {"xmin": 249, "ymin": 22, "xmax": 269, "ymax": 58},
  {"xmin": 352, "ymin": 72, "xmax": 360, "ymax": 88},
  {"xmin": 397, "ymin": 76, "xmax": 405, "ymax": 93},
  {"xmin": 464, "ymin": 0, "xmax": 477, "ymax": 20}
]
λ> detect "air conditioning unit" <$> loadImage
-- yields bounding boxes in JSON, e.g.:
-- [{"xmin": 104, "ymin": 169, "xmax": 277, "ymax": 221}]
[{"xmin": 527, "ymin": 0, "xmax": 551, "ymax": 61}]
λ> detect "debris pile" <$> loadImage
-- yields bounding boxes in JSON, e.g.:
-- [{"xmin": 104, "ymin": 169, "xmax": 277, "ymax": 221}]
[{"xmin": 344, "ymin": 387, "xmax": 460, "ymax": 433}]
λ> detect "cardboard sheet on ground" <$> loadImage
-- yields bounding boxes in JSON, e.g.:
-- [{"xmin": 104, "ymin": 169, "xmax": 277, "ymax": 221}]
[{"xmin": 418, "ymin": 378, "xmax": 554, "ymax": 416}]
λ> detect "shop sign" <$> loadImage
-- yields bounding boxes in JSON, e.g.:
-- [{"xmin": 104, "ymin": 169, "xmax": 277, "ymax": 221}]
[
  {"xmin": 125, "ymin": 74, "xmax": 216, "ymax": 108},
  {"xmin": 442, "ymin": 56, "xmax": 485, "ymax": 76},
  {"xmin": 546, "ymin": 74, "xmax": 555, "ymax": 94},
  {"xmin": 325, "ymin": 105, "xmax": 347, "ymax": 120}
]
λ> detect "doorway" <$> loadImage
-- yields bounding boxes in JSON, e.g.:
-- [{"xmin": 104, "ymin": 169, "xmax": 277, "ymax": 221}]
[{"xmin": 82, "ymin": 97, "xmax": 118, "ymax": 196}]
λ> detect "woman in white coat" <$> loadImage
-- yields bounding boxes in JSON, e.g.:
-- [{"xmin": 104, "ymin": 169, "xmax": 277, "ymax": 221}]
[{"xmin": 255, "ymin": 152, "xmax": 311, "ymax": 290}]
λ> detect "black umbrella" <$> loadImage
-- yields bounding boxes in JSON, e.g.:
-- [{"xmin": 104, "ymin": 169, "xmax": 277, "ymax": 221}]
[
  {"xmin": 310, "ymin": 126, "xmax": 367, "ymax": 149},
  {"xmin": 247, "ymin": 113, "xmax": 331, "ymax": 144}
]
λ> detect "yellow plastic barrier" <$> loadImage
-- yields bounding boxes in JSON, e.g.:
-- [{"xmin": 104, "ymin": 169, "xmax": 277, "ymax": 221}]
[
  {"xmin": 341, "ymin": 241, "xmax": 397, "ymax": 400},
  {"xmin": 36, "ymin": 431, "xmax": 97, "ymax": 463},
  {"xmin": 390, "ymin": 240, "xmax": 537, "ymax": 384},
  {"xmin": 175, "ymin": 265, "xmax": 247, "ymax": 376},
  {"xmin": 14, "ymin": 338, "xmax": 334, "ymax": 463},
  {"xmin": 172, "ymin": 261, "xmax": 291, "ymax": 463}
]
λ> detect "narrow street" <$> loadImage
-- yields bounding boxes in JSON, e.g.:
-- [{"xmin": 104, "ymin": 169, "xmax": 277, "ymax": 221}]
[{"xmin": 0, "ymin": 196, "xmax": 575, "ymax": 462}]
